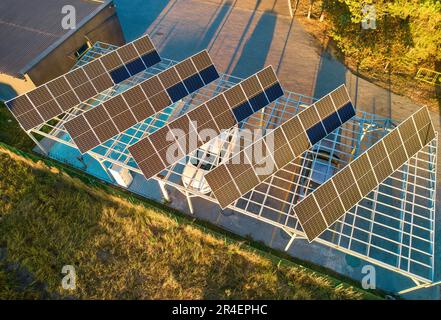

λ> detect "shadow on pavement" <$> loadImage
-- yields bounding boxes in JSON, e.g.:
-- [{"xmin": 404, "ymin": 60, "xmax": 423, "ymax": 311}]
[
  {"xmin": 230, "ymin": 10, "xmax": 276, "ymax": 78},
  {"xmin": 114, "ymin": 0, "xmax": 172, "ymax": 41}
]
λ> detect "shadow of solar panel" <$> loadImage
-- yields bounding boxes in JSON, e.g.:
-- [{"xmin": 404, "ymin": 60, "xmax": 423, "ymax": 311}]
[
  {"xmin": 166, "ymin": 82, "xmax": 189, "ymax": 102},
  {"xmin": 110, "ymin": 66, "xmax": 131, "ymax": 84},
  {"xmin": 306, "ymin": 122, "xmax": 327, "ymax": 145},
  {"xmin": 232, "ymin": 102, "xmax": 253, "ymax": 122}
]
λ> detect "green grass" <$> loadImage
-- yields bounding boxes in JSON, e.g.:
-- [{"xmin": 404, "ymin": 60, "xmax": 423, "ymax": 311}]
[
  {"xmin": 0, "ymin": 146, "xmax": 380, "ymax": 299},
  {"xmin": 0, "ymin": 102, "xmax": 35, "ymax": 152}
]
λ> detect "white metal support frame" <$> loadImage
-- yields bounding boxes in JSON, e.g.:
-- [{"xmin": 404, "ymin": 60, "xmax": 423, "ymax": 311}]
[{"xmin": 23, "ymin": 42, "xmax": 438, "ymax": 295}]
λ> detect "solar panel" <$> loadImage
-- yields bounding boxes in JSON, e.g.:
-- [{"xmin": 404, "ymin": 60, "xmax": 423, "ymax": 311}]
[
  {"xmin": 205, "ymin": 84, "xmax": 355, "ymax": 209},
  {"xmin": 5, "ymin": 35, "xmax": 161, "ymax": 131},
  {"xmin": 128, "ymin": 66, "xmax": 284, "ymax": 179},
  {"xmin": 65, "ymin": 51, "xmax": 220, "ymax": 154},
  {"xmin": 292, "ymin": 106, "xmax": 436, "ymax": 242}
]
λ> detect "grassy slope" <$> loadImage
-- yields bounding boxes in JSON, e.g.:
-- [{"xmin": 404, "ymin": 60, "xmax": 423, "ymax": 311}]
[
  {"xmin": 0, "ymin": 147, "xmax": 379, "ymax": 299},
  {"xmin": 0, "ymin": 103, "xmax": 35, "ymax": 152}
]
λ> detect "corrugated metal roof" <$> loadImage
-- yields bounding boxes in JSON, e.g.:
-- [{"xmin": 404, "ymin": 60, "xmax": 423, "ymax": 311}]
[{"xmin": 0, "ymin": 0, "xmax": 107, "ymax": 77}]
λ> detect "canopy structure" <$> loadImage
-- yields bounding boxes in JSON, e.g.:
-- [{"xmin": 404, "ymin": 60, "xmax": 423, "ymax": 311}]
[{"xmin": 26, "ymin": 41, "xmax": 438, "ymax": 294}]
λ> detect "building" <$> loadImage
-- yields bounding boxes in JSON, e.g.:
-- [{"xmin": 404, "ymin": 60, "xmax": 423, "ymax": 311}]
[{"xmin": 0, "ymin": 0, "xmax": 125, "ymax": 100}]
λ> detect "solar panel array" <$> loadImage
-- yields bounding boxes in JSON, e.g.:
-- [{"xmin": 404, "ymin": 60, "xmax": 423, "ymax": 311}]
[
  {"xmin": 5, "ymin": 35, "xmax": 160, "ymax": 131},
  {"xmin": 64, "ymin": 50, "xmax": 219, "ymax": 153},
  {"xmin": 128, "ymin": 66, "xmax": 284, "ymax": 179},
  {"xmin": 205, "ymin": 85, "xmax": 355, "ymax": 209},
  {"xmin": 293, "ymin": 107, "xmax": 436, "ymax": 242}
]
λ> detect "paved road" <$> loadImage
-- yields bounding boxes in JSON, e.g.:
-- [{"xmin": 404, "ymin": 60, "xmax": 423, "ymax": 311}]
[{"xmin": 113, "ymin": 0, "xmax": 441, "ymax": 298}]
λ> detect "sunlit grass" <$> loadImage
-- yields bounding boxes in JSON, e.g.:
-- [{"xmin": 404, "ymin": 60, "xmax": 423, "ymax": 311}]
[{"xmin": 0, "ymin": 147, "xmax": 378, "ymax": 299}]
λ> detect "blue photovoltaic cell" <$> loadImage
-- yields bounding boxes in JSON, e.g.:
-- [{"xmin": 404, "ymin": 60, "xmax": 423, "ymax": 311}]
[
  {"xmin": 126, "ymin": 58, "xmax": 146, "ymax": 76},
  {"xmin": 232, "ymin": 102, "xmax": 253, "ymax": 122},
  {"xmin": 167, "ymin": 82, "xmax": 189, "ymax": 102},
  {"xmin": 199, "ymin": 66, "xmax": 219, "ymax": 85},
  {"xmin": 110, "ymin": 66, "xmax": 131, "ymax": 84},
  {"xmin": 337, "ymin": 102, "xmax": 355, "ymax": 123},
  {"xmin": 249, "ymin": 92, "xmax": 269, "ymax": 112},
  {"xmin": 264, "ymin": 83, "xmax": 284, "ymax": 102},
  {"xmin": 306, "ymin": 122, "xmax": 327, "ymax": 145},
  {"xmin": 183, "ymin": 73, "xmax": 204, "ymax": 92},
  {"xmin": 322, "ymin": 112, "xmax": 341, "ymax": 134},
  {"xmin": 141, "ymin": 52, "xmax": 161, "ymax": 67}
]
